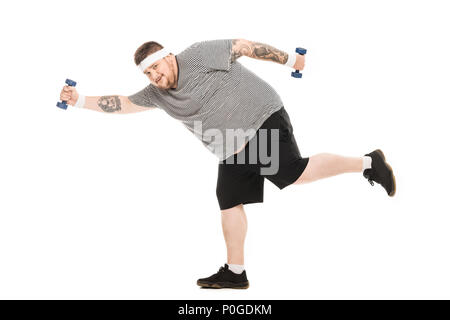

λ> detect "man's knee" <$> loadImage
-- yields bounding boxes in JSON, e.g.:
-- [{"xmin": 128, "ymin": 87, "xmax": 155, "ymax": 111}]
[
  {"xmin": 293, "ymin": 158, "xmax": 312, "ymax": 185},
  {"xmin": 293, "ymin": 172, "xmax": 308, "ymax": 184}
]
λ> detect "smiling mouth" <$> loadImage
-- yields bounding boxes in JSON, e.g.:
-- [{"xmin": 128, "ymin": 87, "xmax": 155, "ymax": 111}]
[{"xmin": 156, "ymin": 76, "xmax": 162, "ymax": 83}]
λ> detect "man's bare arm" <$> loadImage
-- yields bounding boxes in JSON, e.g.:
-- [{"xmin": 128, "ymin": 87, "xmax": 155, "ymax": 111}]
[
  {"xmin": 84, "ymin": 96, "xmax": 155, "ymax": 114},
  {"xmin": 231, "ymin": 39, "xmax": 305, "ymax": 70},
  {"xmin": 60, "ymin": 86, "xmax": 156, "ymax": 113},
  {"xmin": 231, "ymin": 39, "xmax": 288, "ymax": 64}
]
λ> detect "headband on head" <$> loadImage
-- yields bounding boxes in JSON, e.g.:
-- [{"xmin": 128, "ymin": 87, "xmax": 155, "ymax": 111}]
[{"xmin": 138, "ymin": 48, "xmax": 171, "ymax": 72}]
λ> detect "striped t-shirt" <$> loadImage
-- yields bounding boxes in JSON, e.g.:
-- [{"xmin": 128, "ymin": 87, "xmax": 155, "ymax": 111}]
[{"xmin": 128, "ymin": 39, "xmax": 284, "ymax": 160}]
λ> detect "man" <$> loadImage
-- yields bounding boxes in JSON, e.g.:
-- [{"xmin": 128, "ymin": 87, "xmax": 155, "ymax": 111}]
[{"xmin": 59, "ymin": 39, "xmax": 396, "ymax": 289}]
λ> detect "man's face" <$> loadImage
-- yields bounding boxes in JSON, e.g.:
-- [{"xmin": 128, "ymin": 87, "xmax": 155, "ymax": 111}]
[{"xmin": 143, "ymin": 54, "xmax": 177, "ymax": 90}]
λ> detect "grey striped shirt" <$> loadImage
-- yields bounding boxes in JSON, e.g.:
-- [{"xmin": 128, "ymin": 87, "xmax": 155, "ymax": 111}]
[{"xmin": 128, "ymin": 39, "xmax": 284, "ymax": 160}]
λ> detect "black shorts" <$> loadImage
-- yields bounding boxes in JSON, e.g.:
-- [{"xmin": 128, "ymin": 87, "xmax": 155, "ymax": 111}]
[{"xmin": 216, "ymin": 107, "xmax": 309, "ymax": 210}]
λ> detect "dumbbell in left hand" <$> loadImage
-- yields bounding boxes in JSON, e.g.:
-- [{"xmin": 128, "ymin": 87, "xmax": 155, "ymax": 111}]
[
  {"xmin": 291, "ymin": 47, "xmax": 307, "ymax": 79},
  {"xmin": 56, "ymin": 78, "xmax": 77, "ymax": 110}
]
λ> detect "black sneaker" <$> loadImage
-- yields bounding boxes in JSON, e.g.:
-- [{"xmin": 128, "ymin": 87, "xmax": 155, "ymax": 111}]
[
  {"xmin": 197, "ymin": 264, "xmax": 250, "ymax": 289},
  {"xmin": 363, "ymin": 149, "xmax": 396, "ymax": 197}
]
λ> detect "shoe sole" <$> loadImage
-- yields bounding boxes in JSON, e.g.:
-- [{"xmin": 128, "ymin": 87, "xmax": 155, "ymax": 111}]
[
  {"xmin": 197, "ymin": 280, "xmax": 250, "ymax": 289},
  {"xmin": 374, "ymin": 149, "xmax": 396, "ymax": 197}
]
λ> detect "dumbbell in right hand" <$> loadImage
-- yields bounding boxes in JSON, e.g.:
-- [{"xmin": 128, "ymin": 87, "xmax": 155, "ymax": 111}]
[
  {"xmin": 291, "ymin": 47, "xmax": 307, "ymax": 79},
  {"xmin": 56, "ymin": 78, "xmax": 77, "ymax": 110}
]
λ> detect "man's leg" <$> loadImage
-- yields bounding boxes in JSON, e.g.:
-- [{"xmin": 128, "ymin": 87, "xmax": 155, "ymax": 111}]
[
  {"xmin": 291, "ymin": 149, "xmax": 395, "ymax": 195},
  {"xmin": 294, "ymin": 153, "xmax": 363, "ymax": 184},
  {"xmin": 221, "ymin": 204, "xmax": 247, "ymax": 265},
  {"xmin": 197, "ymin": 203, "xmax": 250, "ymax": 289}
]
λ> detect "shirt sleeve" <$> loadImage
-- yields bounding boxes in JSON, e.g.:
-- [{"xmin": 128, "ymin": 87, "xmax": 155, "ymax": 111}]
[
  {"xmin": 128, "ymin": 85, "xmax": 158, "ymax": 108},
  {"xmin": 193, "ymin": 39, "xmax": 233, "ymax": 71}
]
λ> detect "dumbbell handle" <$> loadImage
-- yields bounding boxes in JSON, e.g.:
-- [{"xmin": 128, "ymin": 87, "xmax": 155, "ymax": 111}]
[
  {"xmin": 291, "ymin": 47, "xmax": 307, "ymax": 79},
  {"xmin": 56, "ymin": 79, "xmax": 77, "ymax": 110}
]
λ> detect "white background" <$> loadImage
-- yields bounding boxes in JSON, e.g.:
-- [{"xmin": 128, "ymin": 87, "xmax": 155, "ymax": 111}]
[{"xmin": 0, "ymin": 0, "xmax": 449, "ymax": 299}]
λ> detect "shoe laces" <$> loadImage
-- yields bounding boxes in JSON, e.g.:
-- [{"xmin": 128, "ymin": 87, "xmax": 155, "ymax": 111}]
[{"xmin": 218, "ymin": 266, "xmax": 226, "ymax": 273}]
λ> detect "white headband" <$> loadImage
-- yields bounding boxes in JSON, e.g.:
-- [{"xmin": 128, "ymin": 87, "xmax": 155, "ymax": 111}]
[{"xmin": 138, "ymin": 48, "xmax": 171, "ymax": 72}]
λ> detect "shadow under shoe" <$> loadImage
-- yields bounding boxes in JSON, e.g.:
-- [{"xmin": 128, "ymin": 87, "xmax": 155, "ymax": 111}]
[
  {"xmin": 197, "ymin": 264, "xmax": 249, "ymax": 289},
  {"xmin": 363, "ymin": 149, "xmax": 396, "ymax": 197}
]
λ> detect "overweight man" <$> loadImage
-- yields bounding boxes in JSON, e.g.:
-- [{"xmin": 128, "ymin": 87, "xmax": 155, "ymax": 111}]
[{"xmin": 59, "ymin": 39, "xmax": 396, "ymax": 289}]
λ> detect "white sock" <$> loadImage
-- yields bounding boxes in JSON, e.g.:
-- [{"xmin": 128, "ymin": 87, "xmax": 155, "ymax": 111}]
[
  {"xmin": 227, "ymin": 263, "xmax": 245, "ymax": 274},
  {"xmin": 362, "ymin": 156, "xmax": 372, "ymax": 171}
]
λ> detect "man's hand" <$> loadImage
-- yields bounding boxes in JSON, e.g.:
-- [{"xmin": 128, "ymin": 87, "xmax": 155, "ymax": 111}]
[
  {"xmin": 293, "ymin": 54, "xmax": 305, "ymax": 71},
  {"xmin": 60, "ymin": 85, "xmax": 79, "ymax": 106}
]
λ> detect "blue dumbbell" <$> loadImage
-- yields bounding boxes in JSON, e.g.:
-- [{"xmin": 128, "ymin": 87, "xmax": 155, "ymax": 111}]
[
  {"xmin": 56, "ymin": 78, "xmax": 77, "ymax": 110},
  {"xmin": 291, "ymin": 47, "xmax": 307, "ymax": 78}
]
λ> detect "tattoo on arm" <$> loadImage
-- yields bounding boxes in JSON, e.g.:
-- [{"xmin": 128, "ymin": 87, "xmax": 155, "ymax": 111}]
[
  {"xmin": 97, "ymin": 96, "xmax": 121, "ymax": 113},
  {"xmin": 232, "ymin": 39, "xmax": 288, "ymax": 64},
  {"xmin": 231, "ymin": 39, "xmax": 252, "ymax": 62},
  {"xmin": 252, "ymin": 41, "xmax": 288, "ymax": 64}
]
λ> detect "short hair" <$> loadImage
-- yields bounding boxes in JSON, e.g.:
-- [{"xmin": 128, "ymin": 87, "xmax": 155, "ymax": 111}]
[{"xmin": 134, "ymin": 41, "xmax": 164, "ymax": 66}]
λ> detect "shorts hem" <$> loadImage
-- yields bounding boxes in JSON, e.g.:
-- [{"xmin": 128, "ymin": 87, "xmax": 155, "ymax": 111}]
[
  {"xmin": 219, "ymin": 198, "xmax": 264, "ymax": 211},
  {"xmin": 273, "ymin": 157, "xmax": 310, "ymax": 190}
]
